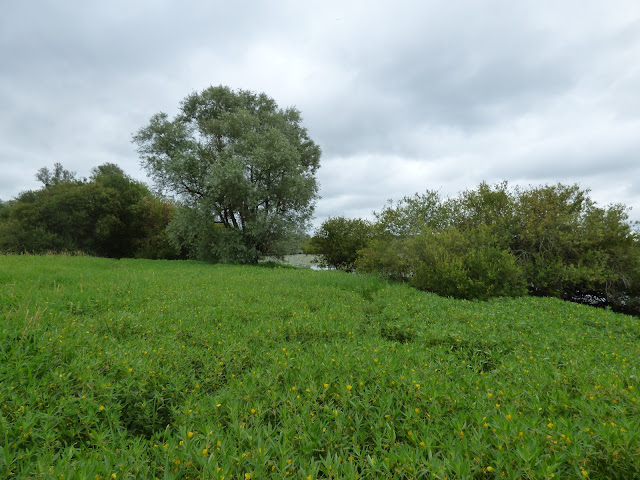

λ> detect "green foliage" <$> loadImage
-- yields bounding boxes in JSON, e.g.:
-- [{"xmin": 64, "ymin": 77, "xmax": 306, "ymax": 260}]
[
  {"xmin": 0, "ymin": 182, "xmax": 93, "ymax": 253},
  {"xmin": 358, "ymin": 181, "xmax": 639, "ymax": 311},
  {"xmin": 373, "ymin": 190, "xmax": 449, "ymax": 236},
  {"xmin": 1, "ymin": 255, "xmax": 639, "ymax": 478},
  {"xmin": 35, "ymin": 162, "xmax": 76, "ymax": 187},
  {"xmin": 358, "ymin": 226, "xmax": 526, "ymax": 300},
  {"xmin": 511, "ymin": 184, "xmax": 592, "ymax": 296},
  {"xmin": 312, "ymin": 216, "xmax": 373, "ymax": 270},
  {"xmin": 299, "ymin": 234, "xmax": 317, "ymax": 255},
  {"xmin": 132, "ymin": 196, "xmax": 183, "ymax": 260},
  {"xmin": 356, "ymin": 235, "xmax": 414, "ymax": 281},
  {"xmin": 510, "ymin": 184, "xmax": 640, "ymax": 311},
  {"xmin": 448, "ymin": 181, "xmax": 516, "ymax": 247},
  {"xmin": 408, "ymin": 225, "xmax": 527, "ymax": 300},
  {"xmin": 133, "ymin": 85, "xmax": 321, "ymax": 264},
  {"xmin": 0, "ymin": 163, "xmax": 180, "ymax": 259}
]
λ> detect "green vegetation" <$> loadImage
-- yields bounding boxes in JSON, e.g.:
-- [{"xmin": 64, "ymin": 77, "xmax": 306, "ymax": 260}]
[
  {"xmin": 133, "ymin": 85, "xmax": 321, "ymax": 264},
  {"xmin": 311, "ymin": 217, "xmax": 373, "ymax": 271},
  {"xmin": 2, "ymin": 255, "xmax": 639, "ymax": 479},
  {"xmin": 0, "ymin": 163, "xmax": 180, "ymax": 259},
  {"xmin": 315, "ymin": 182, "xmax": 640, "ymax": 315}
]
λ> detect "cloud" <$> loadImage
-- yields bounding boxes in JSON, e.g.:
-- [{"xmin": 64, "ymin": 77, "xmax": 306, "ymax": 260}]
[{"xmin": 1, "ymin": 0, "xmax": 639, "ymax": 226}]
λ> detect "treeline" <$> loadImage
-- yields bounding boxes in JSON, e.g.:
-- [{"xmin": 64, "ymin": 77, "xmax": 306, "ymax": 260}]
[
  {"xmin": 310, "ymin": 182, "xmax": 640, "ymax": 316},
  {"xmin": 0, "ymin": 163, "xmax": 183, "ymax": 259}
]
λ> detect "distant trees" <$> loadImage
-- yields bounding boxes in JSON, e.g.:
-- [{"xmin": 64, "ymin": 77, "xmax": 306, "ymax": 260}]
[
  {"xmin": 310, "ymin": 216, "xmax": 373, "ymax": 270},
  {"xmin": 35, "ymin": 162, "xmax": 76, "ymax": 187},
  {"xmin": 509, "ymin": 184, "xmax": 640, "ymax": 313},
  {"xmin": 313, "ymin": 181, "xmax": 640, "ymax": 314},
  {"xmin": 0, "ymin": 163, "xmax": 181, "ymax": 259},
  {"xmin": 133, "ymin": 85, "xmax": 321, "ymax": 264},
  {"xmin": 357, "ymin": 224, "xmax": 527, "ymax": 300}
]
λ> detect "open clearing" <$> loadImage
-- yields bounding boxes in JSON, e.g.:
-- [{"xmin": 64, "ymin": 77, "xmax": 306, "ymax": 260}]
[{"xmin": 1, "ymin": 256, "xmax": 639, "ymax": 479}]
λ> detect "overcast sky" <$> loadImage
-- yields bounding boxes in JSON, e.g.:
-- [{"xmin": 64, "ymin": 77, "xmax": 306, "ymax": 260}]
[{"xmin": 2, "ymin": 1, "xmax": 639, "ymax": 227}]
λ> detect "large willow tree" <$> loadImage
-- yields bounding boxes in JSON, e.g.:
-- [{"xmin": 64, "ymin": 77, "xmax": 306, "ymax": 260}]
[{"xmin": 133, "ymin": 86, "xmax": 321, "ymax": 263}]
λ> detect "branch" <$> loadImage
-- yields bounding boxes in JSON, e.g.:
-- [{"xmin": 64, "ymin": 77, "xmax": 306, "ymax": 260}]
[{"xmin": 180, "ymin": 181, "xmax": 205, "ymax": 198}]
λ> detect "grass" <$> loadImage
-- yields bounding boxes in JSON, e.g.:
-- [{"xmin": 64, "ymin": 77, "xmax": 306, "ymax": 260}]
[{"xmin": 1, "ymin": 255, "xmax": 639, "ymax": 479}]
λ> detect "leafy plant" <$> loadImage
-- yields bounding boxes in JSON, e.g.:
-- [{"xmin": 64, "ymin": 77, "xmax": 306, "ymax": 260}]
[
  {"xmin": 133, "ymin": 85, "xmax": 322, "ymax": 264},
  {"xmin": 312, "ymin": 216, "xmax": 373, "ymax": 270},
  {"xmin": 0, "ymin": 255, "xmax": 638, "ymax": 478}
]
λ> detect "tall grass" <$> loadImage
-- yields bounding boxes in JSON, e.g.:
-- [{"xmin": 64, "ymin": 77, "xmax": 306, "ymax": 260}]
[{"xmin": 1, "ymin": 255, "xmax": 638, "ymax": 479}]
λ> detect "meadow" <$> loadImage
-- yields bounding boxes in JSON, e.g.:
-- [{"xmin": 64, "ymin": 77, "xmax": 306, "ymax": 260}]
[{"xmin": 1, "ymin": 255, "xmax": 639, "ymax": 479}]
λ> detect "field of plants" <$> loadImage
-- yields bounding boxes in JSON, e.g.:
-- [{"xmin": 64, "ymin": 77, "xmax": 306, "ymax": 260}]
[{"xmin": 1, "ymin": 255, "xmax": 639, "ymax": 479}]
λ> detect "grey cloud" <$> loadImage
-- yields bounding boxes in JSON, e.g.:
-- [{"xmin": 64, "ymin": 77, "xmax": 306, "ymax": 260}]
[{"xmin": 1, "ymin": 0, "xmax": 639, "ymax": 228}]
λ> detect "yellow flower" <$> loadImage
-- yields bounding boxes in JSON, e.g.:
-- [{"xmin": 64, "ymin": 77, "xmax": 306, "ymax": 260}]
[
  {"xmin": 506, "ymin": 414, "xmax": 512, "ymax": 420},
  {"xmin": 519, "ymin": 432, "xmax": 524, "ymax": 437},
  {"xmin": 187, "ymin": 431, "xmax": 194, "ymax": 438},
  {"xmin": 99, "ymin": 405, "xmax": 105, "ymax": 411},
  {"xmin": 324, "ymin": 383, "xmax": 329, "ymax": 388},
  {"xmin": 202, "ymin": 448, "xmax": 208, "ymax": 455},
  {"xmin": 346, "ymin": 385, "xmax": 352, "ymax": 391},
  {"xmin": 251, "ymin": 409, "xmax": 256, "ymax": 414},
  {"xmin": 547, "ymin": 423, "xmax": 553, "ymax": 429}
]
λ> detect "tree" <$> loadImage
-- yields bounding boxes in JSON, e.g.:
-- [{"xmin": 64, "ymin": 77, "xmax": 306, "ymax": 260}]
[
  {"xmin": 511, "ymin": 184, "xmax": 640, "ymax": 310},
  {"xmin": 356, "ymin": 181, "xmax": 640, "ymax": 312},
  {"xmin": 373, "ymin": 190, "xmax": 448, "ymax": 237},
  {"xmin": 0, "ymin": 163, "xmax": 180, "ymax": 259},
  {"xmin": 407, "ymin": 225, "xmax": 527, "ymax": 300},
  {"xmin": 35, "ymin": 162, "xmax": 76, "ymax": 187},
  {"xmin": 87, "ymin": 163, "xmax": 152, "ymax": 258},
  {"xmin": 312, "ymin": 216, "xmax": 373, "ymax": 270},
  {"xmin": 132, "ymin": 195, "xmax": 183, "ymax": 259},
  {"xmin": 133, "ymin": 85, "xmax": 321, "ymax": 263},
  {"xmin": 447, "ymin": 181, "xmax": 516, "ymax": 248},
  {"xmin": 356, "ymin": 224, "xmax": 526, "ymax": 300}
]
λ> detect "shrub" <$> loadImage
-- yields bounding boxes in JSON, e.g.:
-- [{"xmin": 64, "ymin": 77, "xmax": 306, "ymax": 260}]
[
  {"xmin": 408, "ymin": 226, "xmax": 527, "ymax": 300},
  {"xmin": 312, "ymin": 216, "xmax": 373, "ymax": 270},
  {"xmin": 356, "ymin": 235, "xmax": 413, "ymax": 281}
]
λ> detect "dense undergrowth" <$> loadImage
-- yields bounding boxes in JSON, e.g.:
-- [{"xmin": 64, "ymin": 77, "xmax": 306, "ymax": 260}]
[{"xmin": 1, "ymin": 255, "xmax": 639, "ymax": 479}]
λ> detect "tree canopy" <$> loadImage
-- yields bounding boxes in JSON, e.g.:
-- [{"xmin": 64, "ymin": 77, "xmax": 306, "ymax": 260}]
[
  {"xmin": 133, "ymin": 85, "xmax": 321, "ymax": 263},
  {"xmin": 35, "ymin": 162, "xmax": 76, "ymax": 187},
  {"xmin": 311, "ymin": 216, "xmax": 373, "ymax": 271},
  {"xmin": 0, "ymin": 163, "xmax": 179, "ymax": 259},
  {"xmin": 316, "ymin": 181, "xmax": 640, "ymax": 315}
]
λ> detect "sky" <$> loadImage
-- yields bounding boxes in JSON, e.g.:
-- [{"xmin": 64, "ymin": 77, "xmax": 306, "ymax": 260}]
[{"xmin": 1, "ymin": 0, "xmax": 640, "ymax": 228}]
